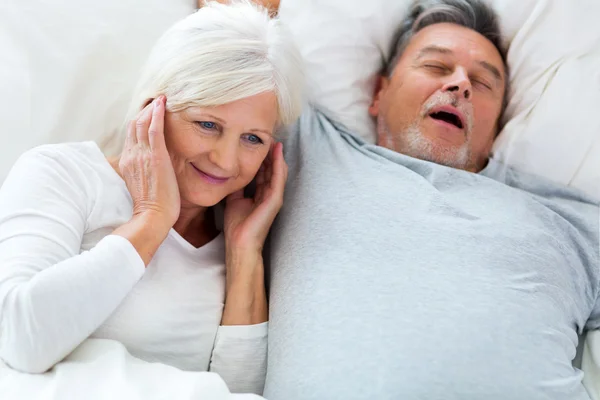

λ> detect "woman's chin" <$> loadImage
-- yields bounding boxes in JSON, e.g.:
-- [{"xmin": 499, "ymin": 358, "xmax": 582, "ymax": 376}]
[{"xmin": 180, "ymin": 192, "xmax": 225, "ymax": 209}]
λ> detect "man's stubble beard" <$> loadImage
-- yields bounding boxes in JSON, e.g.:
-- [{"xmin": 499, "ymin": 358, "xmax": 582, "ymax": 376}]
[{"xmin": 377, "ymin": 94, "xmax": 473, "ymax": 170}]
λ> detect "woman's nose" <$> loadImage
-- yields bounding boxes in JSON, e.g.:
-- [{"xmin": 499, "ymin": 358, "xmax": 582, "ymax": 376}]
[{"xmin": 208, "ymin": 136, "xmax": 238, "ymax": 175}]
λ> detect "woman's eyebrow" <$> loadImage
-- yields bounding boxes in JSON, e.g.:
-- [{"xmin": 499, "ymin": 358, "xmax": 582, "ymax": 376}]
[
  {"xmin": 196, "ymin": 113, "xmax": 227, "ymax": 124},
  {"xmin": 249, "ymin": 128, "xmax": 273, "ymax": 136}
]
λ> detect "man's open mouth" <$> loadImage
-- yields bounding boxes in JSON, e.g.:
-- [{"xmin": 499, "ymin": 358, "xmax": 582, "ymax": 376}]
[{"xmin": 429, "ymin": 110, "xmax": 464, "ymax": 129}]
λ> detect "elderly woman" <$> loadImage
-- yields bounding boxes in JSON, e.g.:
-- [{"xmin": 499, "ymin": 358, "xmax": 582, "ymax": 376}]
[{"xmin": 0, "ymin": 0, "xmax": 303, "ymax": 394}]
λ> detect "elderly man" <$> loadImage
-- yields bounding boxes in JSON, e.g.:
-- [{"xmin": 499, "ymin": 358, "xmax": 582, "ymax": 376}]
[{"xmin": 263, "ymin": 0, "xmax": 600, "ymax": 399}]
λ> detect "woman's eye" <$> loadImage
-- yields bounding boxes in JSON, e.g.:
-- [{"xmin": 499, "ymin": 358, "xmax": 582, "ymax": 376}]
[
  {"xmin": 243, "ymin": 134, "xmax": 264, "ymax": 145},
  {"xmin": 198, "ymin": 121, "xmax": 217, "ymax": 130}
]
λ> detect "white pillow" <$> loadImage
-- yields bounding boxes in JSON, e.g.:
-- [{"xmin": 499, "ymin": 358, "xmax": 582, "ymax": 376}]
[
  {"xmin": 278, "ymin": 0, "xmax": 600, "ymax": 199},
  {"xmin": 0, "ymin": 0, "xmax": 195, "ymax": 181}
]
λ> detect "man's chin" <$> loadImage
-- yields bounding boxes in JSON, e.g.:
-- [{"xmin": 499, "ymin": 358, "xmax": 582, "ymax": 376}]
[
  {"xmin": 421, "ymin": 121, "xmax": 469, "ymax": 147},
  {"xmin": 377, "ymin": 118, "xmax": 471, "ymax": 170},
  {"xmin": 400, "ymin": 130, "xmax": 470, "ymax": 170}
]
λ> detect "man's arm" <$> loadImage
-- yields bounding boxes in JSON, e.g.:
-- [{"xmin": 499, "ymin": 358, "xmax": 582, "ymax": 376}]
[{"xmin": 198, "ymin": 0, "xmax": 280, "ymax": 14}]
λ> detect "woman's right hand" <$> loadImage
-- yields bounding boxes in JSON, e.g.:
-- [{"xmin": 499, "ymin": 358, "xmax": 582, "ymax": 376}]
[
  {"xmin": 113, "ymin": 96, "xmax": 180, "ymax": 266},
  {"xmin": 119, "ymin": 95, "xmax": 181, "ymax": 229}
]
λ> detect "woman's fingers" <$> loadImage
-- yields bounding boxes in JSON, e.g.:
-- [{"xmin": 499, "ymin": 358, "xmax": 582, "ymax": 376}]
[
  {"xmin": 255, "ymin": 162, "xmax": 266, "ymax": 188},
  {"xmin": 262, "ymin": 142, "xmax": 286, "ymax": 210},
  {"xmin": 264, "ymin": 143, "xmax": 274, "ymax": 184},
  {"xmin": 271, "ymin": 142, "xmax": 287, "ymax": 195},
  {"xmin": 135, "ymin": 101, "xmax": 154, "ymax": 145},
  {"xmin": 148, "ymin": 96, "xmax": 166, "ymax": 151},
  {"xmin": 254, "ymin": 164, "xmax": 266, "ymax": 203},
  {"xmin": 124, "ymin": 119, "xmax": 137, "ymax": 150},
  {"xmin": 249, "ymin": 143, "xmax": 286, "ymax": 216},
  {"xmin": 226, "ymin": 189, "xmax": 245, "ymax": 205}
]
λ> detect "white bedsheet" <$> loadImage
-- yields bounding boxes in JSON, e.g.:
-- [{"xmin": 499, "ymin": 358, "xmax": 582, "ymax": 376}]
[
  {"xmin": 0, "ymin": 339, "xmax": 264, "ymax": 400},
  {"xmin": 1, "ymin": 334, "xmax": 598, "ymax": 399}
]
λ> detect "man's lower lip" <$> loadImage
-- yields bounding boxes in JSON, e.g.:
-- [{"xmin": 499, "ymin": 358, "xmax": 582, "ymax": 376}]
[{"xmin": 191, "ymin": 164, "xmax": 228, "ymax": 184}]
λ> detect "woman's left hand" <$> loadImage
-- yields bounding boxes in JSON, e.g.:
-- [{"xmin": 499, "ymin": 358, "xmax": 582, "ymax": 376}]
[{"xmin": 223, "ymin": 142, "xmax": 288, "ymax": 254}]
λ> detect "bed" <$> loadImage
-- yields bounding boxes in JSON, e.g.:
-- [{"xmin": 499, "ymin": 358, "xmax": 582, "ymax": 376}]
[{"xmin": 0, "ymin": 0, "xmax": 598, "ymax": 398}]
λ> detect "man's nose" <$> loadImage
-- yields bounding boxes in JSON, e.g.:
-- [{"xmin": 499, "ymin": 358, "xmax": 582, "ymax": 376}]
[{"xmin": 442, "ymin": 68, "xmax": 472, "ymax": 100}]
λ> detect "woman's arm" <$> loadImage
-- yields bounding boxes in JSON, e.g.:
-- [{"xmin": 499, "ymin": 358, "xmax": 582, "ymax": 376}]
[
  {"xmin": 208, "ymin": 250, "xmax": 268, "ymax": 394},
  {"xmin": 221, "ymin": 250, "xmax": 267, "ymax": 325},
  {"xmin": 0, "ymin": 97, "xmax": 177, "ymax": 374},
  {"xmin": 207, "ymin": 229, "xmax": 269, "ymax": 395},
  {"xmin": 207, "ymin": 142, "xmax": 287, "ymax": 394},
  {"xmin": 220, "ymin": 142, "xmax": 286, "ymax": 327},
  {"xmin": 0, "ymin": 148, "xmax": 150, "ymax": 374}
]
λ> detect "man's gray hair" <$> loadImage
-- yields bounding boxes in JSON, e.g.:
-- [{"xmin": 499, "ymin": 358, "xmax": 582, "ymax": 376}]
[{"xmin": 385, "ymin": 0, "xmax": 509, "ymax": 125}]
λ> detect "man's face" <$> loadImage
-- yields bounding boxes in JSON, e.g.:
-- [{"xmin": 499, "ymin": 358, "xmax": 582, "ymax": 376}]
[{"xmin": 369, "ymin": 23, "xmax": 506, "ymax": 172}]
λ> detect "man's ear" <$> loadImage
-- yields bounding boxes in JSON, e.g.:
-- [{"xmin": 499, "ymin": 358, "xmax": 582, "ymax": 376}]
[{"xmin": 368, "ymin": 75, "xmax": 390, "ymax": 118}]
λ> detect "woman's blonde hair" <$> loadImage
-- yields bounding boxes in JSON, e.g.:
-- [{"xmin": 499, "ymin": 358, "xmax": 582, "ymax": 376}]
[{"xmin": 103, "ymin": 0, "xmax": 304, "ymax": 155}]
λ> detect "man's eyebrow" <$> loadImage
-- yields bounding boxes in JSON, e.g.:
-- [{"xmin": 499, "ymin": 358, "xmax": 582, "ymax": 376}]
[
  {"xmin": 416, "ymin": 45, "xmax": 453, "ymax": 59},
  {"xmin": 478, "ymin": 60, "xmax": 503, "ymax": 83}
]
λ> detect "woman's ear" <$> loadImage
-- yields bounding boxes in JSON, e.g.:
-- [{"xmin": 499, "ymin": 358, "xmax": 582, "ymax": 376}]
[{"xmin": 368, "ymin": 75, "xmax": 390, "ymax": 118}]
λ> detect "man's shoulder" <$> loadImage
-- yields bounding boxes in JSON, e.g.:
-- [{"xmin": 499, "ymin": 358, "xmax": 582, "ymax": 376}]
[
  {"xmin": 288, "ymin": 103, "xmax": 342, "ymax": 133},
  {"xmin": 483, "ymin": 157, "xmax": 599, "ymax": 253},
  {"xmin": 483, "ymin": 157, "xmax": 598, "ymax": 208},
  {"xmin": 282, "ymin": 103, "xmax": 369, "ymax": 150}
]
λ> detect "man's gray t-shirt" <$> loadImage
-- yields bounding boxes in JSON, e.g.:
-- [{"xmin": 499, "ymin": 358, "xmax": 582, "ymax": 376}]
[{"xmin": 265, "ymin": 106, "xmax": 600, "ymax": 400}]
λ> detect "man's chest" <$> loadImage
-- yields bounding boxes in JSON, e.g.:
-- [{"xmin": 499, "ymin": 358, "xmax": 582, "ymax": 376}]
[{"xmin": 269, "ymin": 154, "xmax": 595, "ymax": 399}]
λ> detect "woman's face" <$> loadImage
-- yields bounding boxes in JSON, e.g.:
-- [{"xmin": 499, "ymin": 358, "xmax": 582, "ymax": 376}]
[{"xmin": 163, "ymin": 91, "xmax": 279, "ymax": 207}]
